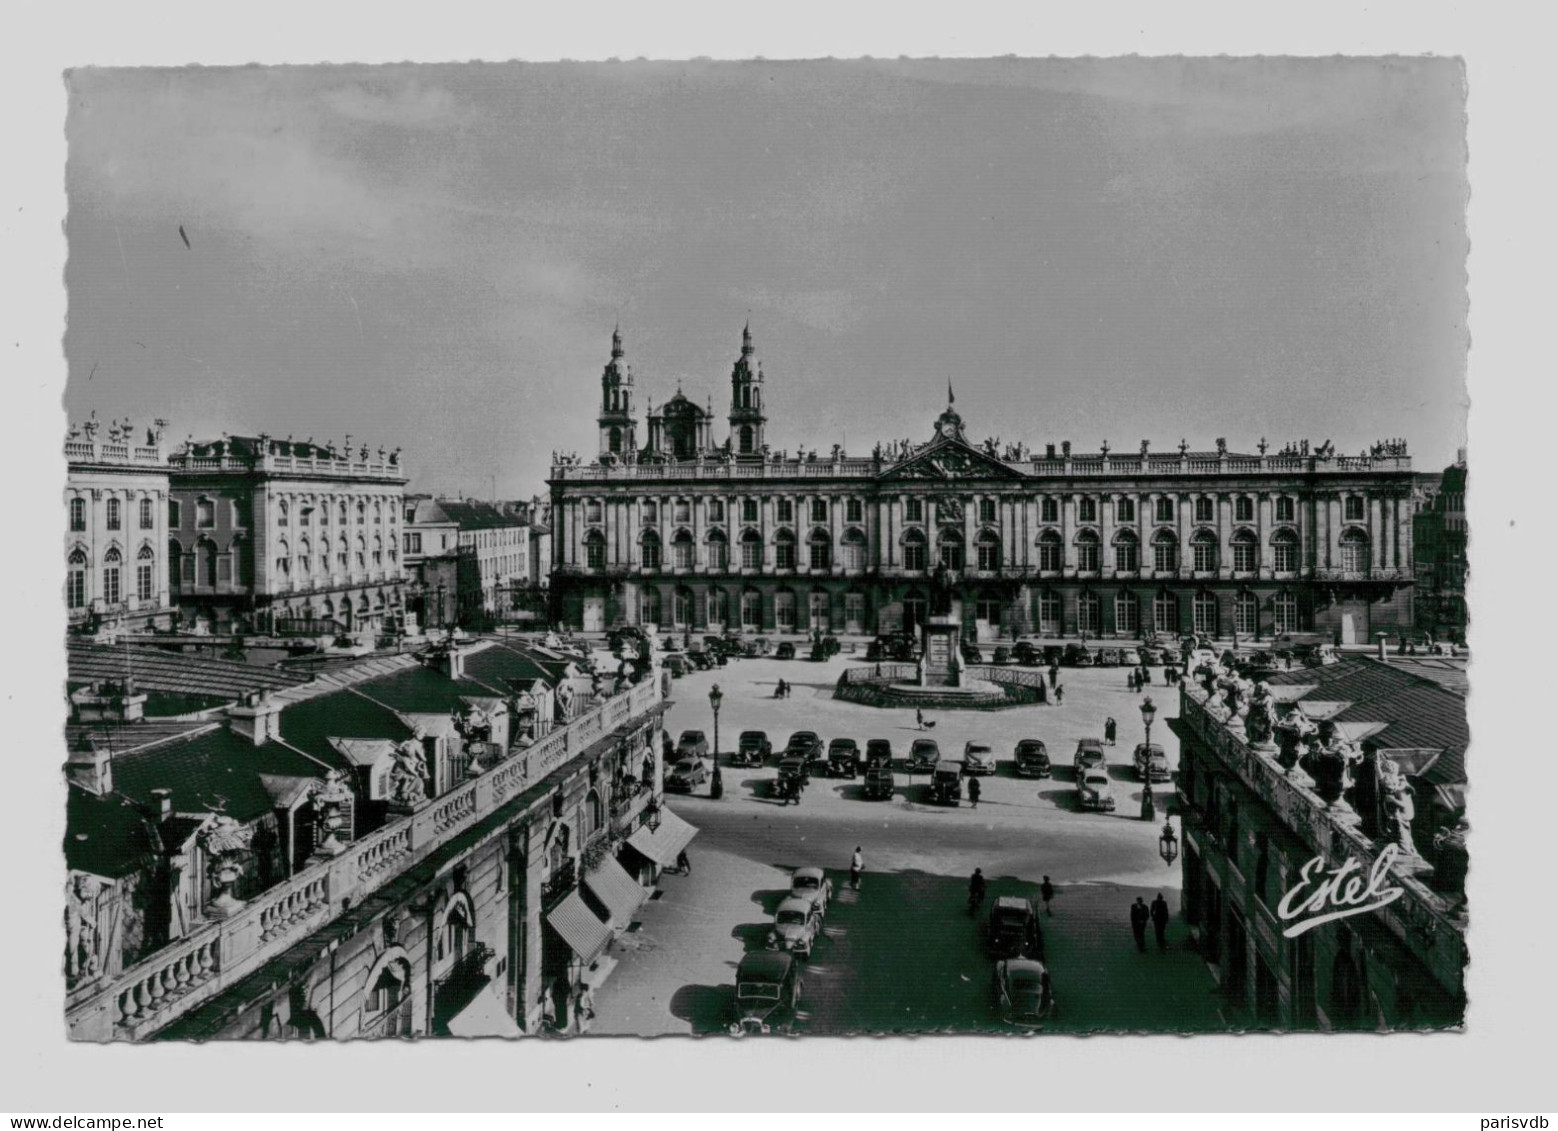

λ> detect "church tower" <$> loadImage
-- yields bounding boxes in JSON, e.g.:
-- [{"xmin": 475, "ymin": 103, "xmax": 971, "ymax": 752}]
[
  {"xmin": 728, "ymin": 322, "xmax": 767, "ymax": 458},
  {"xmin": 597, "ymin": 326, "xmax": 637, "ymax": 461}
]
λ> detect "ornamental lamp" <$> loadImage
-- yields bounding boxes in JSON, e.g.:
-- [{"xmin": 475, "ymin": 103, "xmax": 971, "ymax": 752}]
[
  {"xmin": 645, "ymin": 797, "xmax": 663, "ymax": 832},
  {"xmin": 1159, "ymin": 819, "xmax": 1180, "ymax": 867},
  {"xmin": 1139, "ymin": 696, "xmax": 1158, "ymax": 732}
]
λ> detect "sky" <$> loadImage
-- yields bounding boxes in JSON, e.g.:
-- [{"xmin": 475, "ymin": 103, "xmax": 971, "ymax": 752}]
[{"xmin": 63, "ymin": 57, "xmax": 1468, "ymax": 496}]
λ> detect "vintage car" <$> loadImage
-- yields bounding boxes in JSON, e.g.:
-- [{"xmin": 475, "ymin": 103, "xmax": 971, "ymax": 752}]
[
  {"xmin": 963, "ymin": 741, "xmax": 998, "ymax": 776},
  {"xmin": 734, "ymin": 730, "xmax": 772, "ymax": 767},
  {"xmin": 730, "ymin": 951, "xmax": 803, "ymax": 1036},
  {"xmin": 1012, "ymin": 641, "xmax": 1041, "ymax": 666},
  {"xmin": 663, "ymin": 654, "xmax": 690, "ymax": 678},
  {"xmin": 931, "ymin": 760, "xmax": 965, "ymax": 805},
  {"xmin": 788, "ymin": 866, "xmax": 833, "ymax": 918},
  {"xmin": 1095, "ymin": 647, "xmax": 1125, "ymax": 667},
  {"xmin": 768, "ymin": 895, "xmax": 823, "ymax": 959},
  {"xmin": 1014, "ymin": 739, "xmax": 1051, "ymax": 779},
  {"xmin": 1137, "ymin": 645, "xmax": 1166, "ymax": 666},
  {"xmin": 991, "ymin": 645, "xmax": 1012, "ymax": 666},
  {"xmin": 666, "ymin": 758, "xmax": 709, "ymax": 793},
  {"xmin": 1073, "ymin": 738, "xmax": 1108, "ymax": 774},
  {"xmin": 774, "ymin": 641, "xmax": 797, "ymax": 660},
  {"xmin": 676, "ymin": 730, "xmax": 710, "ymax": 760},
  {"xmin": 909, "ymin": 737, "xmax": 942, "ymax": 771},
  {"xmin": 783, "ymin": 731, "xmax": 824, "ymax": 764},
  {"xmin": 994, "ymin": 958, "xmax": 1055, "ymax": 1027},
  {"xmin": 862, "ymin": 764, "xmax": 895, "ymax": 800},
  {"xmin": 1042, "ymin": 645, "xmax": 1066, "ymax": 667},
  {"xmin": 1133, "ymin": 742, "xmax": 1171, "ymax": 783},
  {"xmin": 864, "ymin": 739, "xmax": 894, "ymax": 768},
  {"xmin": 776, "ymin": 755, "xmax": 810, "ymax": 792},
  {"xmin": 960, "ymin": 640, "xmax": 984, "ymax": 665},
  {"xmin": 1063, "ymin": 643, "xmax": 1094, "ymax": 666},
  {"xmin": 688, "ymin": 650, "xmax": 715, "ymax": 671},
  {"xmin": 1078, "ymin": 767, "xmax": 1115, "ymax": 812},
  {"xmin": 744, "ymin": 636, "xmax": 773, "ymax": 657},
  {"xmin": 827, "ymin": 737, "xmax": 863, "ymax": 778},
  {"xmin": 989, "ymin": 896, "xmax": 1042, "ymax": 959}
]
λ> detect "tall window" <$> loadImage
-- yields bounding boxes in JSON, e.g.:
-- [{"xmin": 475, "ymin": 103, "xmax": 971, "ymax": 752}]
[
  {"xmin": 674, "ymin": 499, "xmax": 691, "ymax": 524},
  {"xmin": 1155, "ymin": 496, "xmax": 1175, "ymax": 523},
  {"xmin": 355, "ymin": 536, "xmax": 366, "ymax": 570},
  {"xmin": 1153, "ymin": 590, "xmax": 1179, "ymax": 634},
  {"xmin": 1113, "ymin": 531, "xmax": 1139, "ymax": 573},
  {"xmin": 673, "ymin": 587, "xmax": 693, "ymax": 627},
  {"xmin": 809, "ymin": 589, "xmax": 830, "ymax": 629},
  {"xmin": 708, "ymin": 588, "xmax": 730, "ymax": 625},
  {"xmin": 708, "ymin": 499, "xmax": 725, "ymax": 523},
  {"xmin": 67, "ymin": 550, "xmax": 87, "ymax": 608},
  {"xmin": 1235, "ymin": 496, "xmax": 1255, "ymax": 523},
  {"xmin": 298, "ymin": 538, "xmax": 312, "ymax": 576},
  {"xmin": 846, "ymin": 498, "xmax": 864, "ymax": 523},
  {"xmin": 774, "ymin": 589, "xmax": 796, "ymax": 631},
  {"xmin": 137, "ymin": 545, "xmax": 155, "ymax": 602},
  {"xmin": 1195, "ymin": 497, "xmax": 1214, "ymax": 523},
  {"xmin": 976, "ymin": 531, "xmax": 1001, "ymax": 572},
  {"xmin": 1152, "ymin": 531, "xmax": 1178, "ymax": 573},
  {"xmin": 741, "ymin": 589, "xmax": 761, "ymax": 630},
  {"xmin": 976, "ymin": 594, "xmax": 1002, "ymax": 625},
  {"xmin": 1037, "ymin": 590, "xmax": 1062, "ymax": 634},
  {"xmin": 1192, "ymin": 530, "xmax": 1219, "ymax": 573},
  {"xmin": 1340, "ymin": 530, "xmax": 1370, "ymax": 574},
  {"xmin": 673, "ymin": 532, "xmax": 694, "ymax": 570},
  {"xmin": 356, "ymin": 501, "xmax": 367, "ymax": 525},
  {"xmin": 640, "ymin": 531, "xmax": 661, "ymax": 570},
  {"xmin": 1078, "ymin": 497, "xmax": 1097, "ymax": 523},
  {"xmin": 1116, "ymin": 497, "xmax": 1135, "ymax": 523},
  {"xmin": 69, "ymin": 498, "xmax": 86, "ymax": 532},
  {"xmin": 1040, "ymin": 497, "xmax": 1059, "ymax": 523},
  {"xmin": 1275, "ymin": 496, "xmax": 1295, "ymax": 523},
  {"xmin": 641, "ymin": 500, "xmax": 658, "ymax": 525},
  {"xmin": 809, "ymin": 532, "xmax": 832, "ymax": 571},
  {"xmin": 339, "ymin": 501, "xmax": 349, "ymax": 526},
  {"xmin": 1038, "ymin": 531, "xmax": 1063, "ymax": 572},
  {"xmin": 842, "ymin": 531, "xmax": 867, "ymax": 572},
  {"xmin": 774, "ymin": 530, "xmax": 795, "ymax": 571},
  {"xmin": 1077, "ymin": 591, "xmax": 1101, "ymax": 635},
  {"xmin": 905, "ymin": 498, "xmax": 924, "ymax": 523},
  {"xmin": 1344, "ymin": 495, "xmax": 1365, "ymax": 522},
  {"xmin": 811, "ymin": 499, "xmax": 828, "ymax": 523},
  {"xmin": 1273, "ymin": 590, "xmax": 1298, "ymax": 634},
  {"xmin": 775, "ymin": 499, "xmax": 792, "ymax": 523},
  {"xmin": 372, "ymin": 536, "xmax": 384, "ymax": 568},
  {"xmin": 978, "ymin": 497, "xmax": 996, "ymax": 523},
  {"xmin": 742, "ymin": 499, "xmax": 758, "ymax": 523},
  {"xmin": 1075, "ymin": 530, "xmax": 1100, "ymax": 573},
  {"xmin": 585, "ymin": 500, "xmax": 602, "ymax": 524},
  {"xmin": 105, "ymin": 498, "xmax": 121, "ymax": 531},
  {"xmin": 139, "ymin": 497, "xmax": 155, "ymax": 530},
  {"xmin": 1115, "ymin": 592, "xmax": 1139, "ymax": 635},
  {"xmin": 101, "ymin": 547, "xmax": 122, "ymax": 604},
  {"xmin": 903, "ymin": 530, "xmax": 927, "ymax": 572},
  {"xmin": 707, "ymin": 532, "xmax": 727, "ymax": 571},
  {"xmin": 741, "ymin": 531, "xmax": 763, "ymax": 570},
  {"xmin": 1273, "ymin": 530, "xmax": 1299, "ymax": 573},
  {"xmin": 1193, "ymin": 591, "xmax": 1218, "ymax": 634},
  {"xmin": 1232, "ymin": 530, "xmax": 1258, "ymax": 573},
  {"xmin": 168, "ymin": 500, "xmax": 181, "ymax": 529},
  {"xmin": 275, "ymin": 500, "xmax": 287, "ymax": 528},
  {"xmin": 938, "ymin": 530, "xmax": 964, "ymax": 571},
  {"xmin": 641, "ymin": 587, "xmax": 662, "ymax": 626},
  {"xmin": 1235, "ymin": 591, "xmax": 1258, "ymax": 636}
]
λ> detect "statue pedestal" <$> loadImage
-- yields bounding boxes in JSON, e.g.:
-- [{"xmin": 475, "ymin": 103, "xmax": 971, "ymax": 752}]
[{"xmin": 920, "ymin": 615, "xmax": 962, "ymax": 688}]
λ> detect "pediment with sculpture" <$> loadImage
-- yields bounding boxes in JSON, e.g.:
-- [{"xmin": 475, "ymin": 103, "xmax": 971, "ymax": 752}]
[{"xmin": 878, "ymin": 436, "xmax": 1025, "ymax": 483}]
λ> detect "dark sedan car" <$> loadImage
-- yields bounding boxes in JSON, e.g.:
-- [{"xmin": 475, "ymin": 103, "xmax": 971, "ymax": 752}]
[
  {"xmin": 827, "ymin": 737, "xmax": 862, "ymax": 778},
  {"xmin": 1014, "ymin": 739, "xmax": 1051, "ymax": 778},
  {"xmin": 775, "ymin": 642, "xmax": 797, "ymax": 660},
  {"xmin": 735, "ymin": 730, "xmax": 772, "ymax": 766},
  {"xmin": 864, "ymin": 739, "xmax": 894, "ymax": 768},
  {"xmin": 1013, "ymin": 641, "xmax": 1040, "ymax": 666},
  {"xmin": 994, "ymin": 959, "xmax": 1055, "ymax": 1027}
]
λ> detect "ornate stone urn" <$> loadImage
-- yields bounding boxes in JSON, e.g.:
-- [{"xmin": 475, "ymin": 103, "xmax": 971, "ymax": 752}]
[{"xmin": 201, "ymin": 815, "xmax": 255, "ymax": 919}]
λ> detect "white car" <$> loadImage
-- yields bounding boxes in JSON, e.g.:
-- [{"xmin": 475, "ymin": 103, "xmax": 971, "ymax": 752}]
[
  {"xmin": 1078, "ymin": 769, "xmax": 1115, "ymax": 812},
  {"xmin": 963, "ymin": 741, "xmax": 997, "ymax": 776}
]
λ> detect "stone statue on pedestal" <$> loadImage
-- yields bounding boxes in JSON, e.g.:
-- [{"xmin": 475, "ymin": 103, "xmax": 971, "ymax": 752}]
[{"xmin": 1379, "ymin": 758, "xmax": 1420, "ymax": 858}]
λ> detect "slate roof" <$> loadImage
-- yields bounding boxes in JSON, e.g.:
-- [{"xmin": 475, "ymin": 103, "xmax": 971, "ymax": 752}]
[
  {"xmin": 67, "ymin": 640, "xmax": 305, "ymax": 701},
  {"xmin": 109, "ymin": 726, "xmax": 326, "ymax": 823},
  {"xmin": 65, "ymin": 786, "xmax": 163, "ymax": 879},
  {"xmin": 276, "ymin": 687, "xmax": 415, "ymax": 766},
  {"xmin": 65, "ymin": 718, "xmax": 214, "ymax": 757},
  {"xmin": 436, "ymin": 500, "xmax": 525, "ymax": 531}
]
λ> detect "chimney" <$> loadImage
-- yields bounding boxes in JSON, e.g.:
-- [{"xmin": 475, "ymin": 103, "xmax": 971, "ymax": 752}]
[
  {"xmin": 430, "ymin": 642, "xmax": 467, "ymax": 681},
  {"xmin": 1046, "ymin": 443, "xmax": 1056, "ymax": 460},
  {"xmin": 65, "ymin": 733, "xmax": 113, "ymax": 796},
  {"xmin": 150, "ymin": 787, "xmax": 173, "ymax": 820},
  {"xmin": 228, "ymin": 690, "xmax": 283, "ymax": 745}
]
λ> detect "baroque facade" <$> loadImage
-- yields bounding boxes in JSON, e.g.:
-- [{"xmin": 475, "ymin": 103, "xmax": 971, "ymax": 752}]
[{"xmin": 549, "ymin": 329, "xmax": 1418, "ymax": 643}]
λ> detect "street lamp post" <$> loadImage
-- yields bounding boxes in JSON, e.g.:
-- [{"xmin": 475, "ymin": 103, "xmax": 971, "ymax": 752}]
[
  {"xmin": 708, "ymin": 683, "xmax": 724, "ymax": 799},
  {"xmin": 1139, "ymin": 695, "xmax": 1158, "ymax": 821}
]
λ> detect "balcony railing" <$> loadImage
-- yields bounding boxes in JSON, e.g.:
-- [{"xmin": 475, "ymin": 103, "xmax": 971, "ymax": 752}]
[{"xmin": 67, "ymin": 674, "xmax": 662, "ymax": 1040}]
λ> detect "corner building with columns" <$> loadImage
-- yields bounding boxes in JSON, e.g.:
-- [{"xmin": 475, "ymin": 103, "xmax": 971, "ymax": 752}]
[{"xmin": 550, "ymin": 328, "xmax": 1418, "ymax": 645}]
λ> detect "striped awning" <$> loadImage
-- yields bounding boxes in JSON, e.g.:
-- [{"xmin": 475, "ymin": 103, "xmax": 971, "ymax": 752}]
[
  {"xmin": 626, "ymin": 807, "xmax": 699, "ymax": 867},
  {"xmin": 546, "ymin": 891, "xmax": 613, "ymax": 965},
  {"xmin": 584, "ymin": 856, "xmax": 648, "ymax": 930}
]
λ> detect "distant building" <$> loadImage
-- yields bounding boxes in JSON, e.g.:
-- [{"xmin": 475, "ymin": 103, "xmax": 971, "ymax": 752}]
[
  {"xmin": 65, "ymin": 417, "xmax": 176, "ymax": 634},
  {"xmin": 166, "ymin": 435, "xmax": 408, "ymax": 636},
  {"xmin": 403, "ymin": 495, "xmax": 462, "ymax": 631},
  {"xmin": 1412, "ymin": 455, "xmax": 1468, "ymax": 641}
]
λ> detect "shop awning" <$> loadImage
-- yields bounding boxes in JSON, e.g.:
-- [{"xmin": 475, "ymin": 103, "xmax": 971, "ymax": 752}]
[
  {"xmin": 626, "ymin": 807, "xmax": 699, "ymax": 867},
  {"xmin": 584, "ymin": 856, "xmax": 648, "ymax": 930},
  {"xmin": 445, "ymin": 982, "xmax": 523, "ymax": 1039},
  {"xmin": 546, "ymin": 890, "xmax": 613, "ymax": 966}
]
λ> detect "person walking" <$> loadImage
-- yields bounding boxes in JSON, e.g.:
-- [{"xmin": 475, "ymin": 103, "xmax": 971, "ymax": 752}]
[
  {"xmin": 1150, "ymin": 892, "xmax": 1171, "ymax": 949},
  {"xmin": 1130, "ymin": 897, "xmax": 1150, "ymax": 952},
  {"xmin": 916, "ymin": 707, "xmax": 925, "ymax": 730},
  {"xmin": 850, "ymin": 847, "xmax": 864, "ymax": 891},
  {"xmin": 968, "ymin": 776, "xmax": 982, "ymax": 809},
  {"xmin": 1049, "ymin": 664, "xmax": 1059, "ymax": 689},
  {"xmin": 1040, "ymin": 875, "xmax": 1055, "ymax": 916},
  {"xmin": 1054, "ymin": 684, "xmax": 1064, "ymax": 705},
  {"xmin": 1105, "ymin": 716, "xmax": 1117, "ymax": 745}
]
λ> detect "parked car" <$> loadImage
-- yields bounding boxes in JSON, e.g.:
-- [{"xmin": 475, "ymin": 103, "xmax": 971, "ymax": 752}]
[
  {"xmin": 1013, "ymin": 641, "xmax": 1040, "ymax": 666},
  {"xmin": 789, "ymin": 867, "xmax": 833, "ymax": 918},
  {"xmin": 1095, "ymin": 647, "xmax": 1124, "ymax": 667},
  {"xmin": 910, "ymin": 737, "xmax": 941, "ymax": 771},
  {"xmin": 1042, "ymin": 645, "xmax": 1066, "ymax": 667},
  {"xmin": 775, "ymin": 641, "xmax": 797, "ymax": 660},
  {"xmin": 1063, "ymin": 643, "xmax": 1093, "ymax": 666},
  {"xmin": 960, "ymin": 640, "xmax": 984, "ymax": 664},
  {"xmin": 1014, "ymin": 739, "xmax": 1051, "ymax": 778},
  {"xmin": 688, "ymin": 650, "xmax": 715, "ymax": 671},
  {"xmin": 735, "ymin": 730, "xmax": 772, "ymax": 766},
  {"xmin": 1138, "ymin": 645, "xmax": 1165, "ymax": 665},
  {"xmin": 963, "ymin": 741, "xmax": 997, "ymax": 776},
  {"xmin": 663, "ymin": 654, "xmax": 690, "ymax": 678},
  {"xmin": 744, "ymin": 636, "xmax": 773, "ymax": 657},
  {"xmin": 666, "ymin": 758, "xmax": 709, "ymax": 793},
  {"xmin": 768, "ymin": 896, "xmax": 823, "ymax": 959},
  {"xmin": 827, "ymin": 737, "xmax": 863, "ymax": 779},
  {"xmin": 1133, "ymin": 742, "xmax": 1171, "ymax": 783},
  {"xmin": 864, "ymin": 739, "xmax": 894, "ymax": 768},
  {"xmin": 676, "ymin": 730, "xmax": 710, "ymax": 760},
  {"xmin": 932, "ymin": 760, "xmax": 964, "ymax": 805},
  {"xmin": 863, "ymin": 764, "xmax": 895, "ymax": 800},
  {"xmin": 994, "ymin": 958, "xmax": 1055, "ymax": 1027},
  {"xmin": 783, "ymin": 731, "xmax": 824, "ymax": 764},
  {"xmin": 989, "ymin": 896, "xmax": 1043, "ymax": 959},
  {"xmin": 776, "ymin": 755, "xmax": 810, "ymax": 791},
  {"xmin": 1078, "ymin": 767, "xmax": 1115, "ymax": 811},
  {"xmin": 730, "ymin": 951, "xmax": 802, "ymax": 1036},
  {"xmin": 1073, "ymin": 738, "xmax": 1108, "ymax": 774},
  {"xmin": 992, "ymin": 645, "xmax": 1012, "ymax": 665}
]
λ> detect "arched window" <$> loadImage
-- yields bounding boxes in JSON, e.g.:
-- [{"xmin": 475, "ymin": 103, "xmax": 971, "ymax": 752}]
[
  {"xmin": 584, "ymin": 790, "xmax": 605, "ymax": 838},
  {"xmin": 706, "ymin": 529, "xmax": 728, "ymax": 571},
  {"xmin": 1037, "ymin": 589, "xmax": 1062, "ymax": 634},
  {"xmin": 774, "ymin": 587, "xmax": 796, "ymax": 631},
  {"xmin": 1152, "ymin": 529, "xmax": 1178, "ymax": 574},
  {"xmin": 809, "ymin": 530, "xmax": 832, "ymax": 571},
  {"xmin": 1340, "ymin": 529, "xmax": 1370, "ymax": 575},
  {"xmin": 740, "ymin": 587, "xmax": 761, "ymax": 630},
  {"xmin": 105, "ymin": 497, "xmax": 121, "ymax": 531},
  {"xmin": 297, "ymin": 537, "xmax": 312, "ymax": 577},
  {"xmin": 102, "ymin": 546, "xmax": 122, "ymax": 604},
  {"xmin": 809, "ymin": 588, "xmax": 830, "ymax": 629},
  {"xmin": 708, "ymin": 587, "xmax": 730, "ymax": 626},
  {"xmin": 1274, "ymin": 590, "xmax": 1298, "ymax": 634},
  {"xmin": 1272, "ymin": 528, "xmax": 1299, "ymax": 574},
  {"xmin": 1075, "ymin": 529, "xmax": 1100, "ymax": 574},
  {"xmin": 672, "ymin": 530, "xmax": 694, "ymax": 570},
  {"xmin": 139, "ymin": 497, "xmax": 155, "ymax": 530},
  {"xmin": 673, "ymin": 586, "xmax": 693, "ymax": 627},
  {"xmin": 1115, "ymin": 591, "xmax": 1139, "ymax": 635},
  {"xmin": 740, "ymin": 529, "xmax": 763, "ymax": 571},
  {"xmin": 1113, "ymin": 529, "xmax": 1139, "ymax": 573},
  {"xmin": 276, "ymin": 538, "xmax": 291, "ymax": 578},
  {"xmin": 277, "ymin": 500, "xmax": 289, "ymax": 528},
  {"xmin": 640, "ymin": 586, "xmax": 662, "ymax": 626},
  {"xmin": 937, "ymin": 528, "xmax": 964, "ymax": 572},
  {"xmin": 355, "ymin": 536, "xmax": 367, "ymax": 571},
  {"xmin": 903, "ymin": 528, "xmax": 928, "ymax": 572},
  {"xmin": 1153, "ymin": 590, "xmax": 1179, "ymax": 634},
  {"xmin": 66, "ymin": 549, "xmax": 87, "ymax": 609},
  {"xmin": 1232, "ymin": 529, "xmax": 1259, "ymax": 573},
  {"xmin": 585, "ymin": 530, "xmax": 606, "ymax": 570},
  {"xmin": 1077, "ymin": 590, "xmax": 1101, "ymax": 635},
  {"xmin": 199, "ymin": 538, "xmax": 218, "ymax": 588},
  {"xmin": 367, "ymin": 956, "xmax": 413, "ymax": 1036},
  {"xmin": 372, "ymin": 535, "xmax": 384, "ymax": 568},
  {"xmin": 69, "ymin": 497, "xmax": 86, "ymax": 533},
  {"xmin": 1193, "ymin": 590, "xmax": 1219, "ymax": 635},
  {"xmin": 1192, "ymin": 529, "xmax": 1219, "ymax": 573},
  {"xmin": 738, "ymin": 425, "xmax": 755, "ymax": 454},
  {"xmin": 338, "ymin": 501, "xmax": 349, "ymax": 526},
  {"xmin": 841, "ymin": 529, "xmax": 868, "ymax": 572},
  {"xmin": 1037, "ymin": 530, "xmax": 1062, "ymax": 573},
  {"xmin": 976, "ymin": 530, "xmax": 1002, "ymax": 572},
  {"xmin": 317, "ymin": 537, "xmax": 331, "ymax": 577},
  {"xmin": 1235, "ymin": 590, "xmax": 1258, "ymax": 636}
]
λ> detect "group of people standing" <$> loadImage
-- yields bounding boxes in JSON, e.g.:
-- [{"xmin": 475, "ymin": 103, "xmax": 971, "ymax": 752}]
[
  {"xmin": 1130, "ymin": 894, "xmax": 1173, "ymax": 951},
  {"xmin": 772, "ymin": 679, "xmax": 793, "ymax": 698}
]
